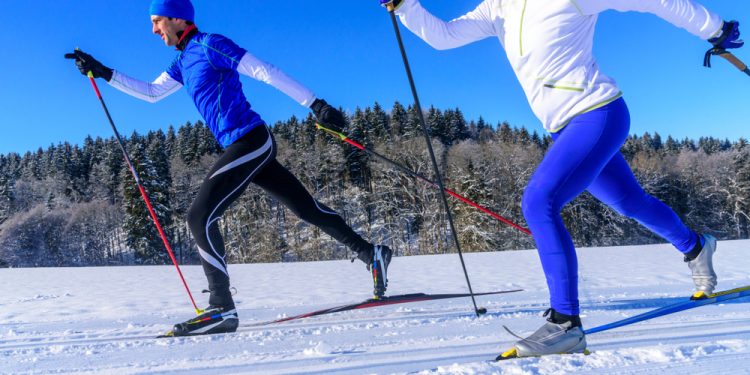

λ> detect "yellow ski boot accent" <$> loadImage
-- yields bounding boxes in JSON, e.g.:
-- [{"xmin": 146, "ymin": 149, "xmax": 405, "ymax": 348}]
[
  {"xmin": 691, "ymin": 291, "xmax": 708, "ymax": 300},
  {"xmin": 497, "ymin": 347, "xmax": 518, "ymax": 360},
  {"xmin": 157, "ymin": 330, "xmax": 175, "ymax": 338}
]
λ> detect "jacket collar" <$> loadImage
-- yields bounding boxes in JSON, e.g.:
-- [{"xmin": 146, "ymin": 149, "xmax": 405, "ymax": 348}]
[{"xmin": 176, "ymin": 24, "xmax": 199, "ymax": 51}]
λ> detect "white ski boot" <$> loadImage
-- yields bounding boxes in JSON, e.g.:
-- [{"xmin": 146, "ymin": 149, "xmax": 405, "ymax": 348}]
[
  {"xmin": 686, "ymin": 234, "xmax": 718, "ymax": 299},
  {"xmin": 497, "ymin": 308, "xmax": 588, "ymax": 360}
]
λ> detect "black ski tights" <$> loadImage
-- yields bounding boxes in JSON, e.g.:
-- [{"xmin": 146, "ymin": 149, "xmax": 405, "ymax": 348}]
[{"xmin": 187, "ymin": 125, "xmax": 371, "ymax": 307}]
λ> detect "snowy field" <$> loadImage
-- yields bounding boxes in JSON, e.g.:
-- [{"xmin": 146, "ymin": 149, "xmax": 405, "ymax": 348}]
[{"xmin": 2, "ymin": 240, "xmax": 749, "ymax": 374}]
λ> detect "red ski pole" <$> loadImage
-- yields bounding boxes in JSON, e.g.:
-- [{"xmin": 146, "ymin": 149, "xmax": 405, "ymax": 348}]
[
  {"xmin": 317, "ymin": 123, "xmax": 531, "ymax": 235},
  {"xmin": 84, "ymin": 71, "xmax": 202, "ymax": 315}
]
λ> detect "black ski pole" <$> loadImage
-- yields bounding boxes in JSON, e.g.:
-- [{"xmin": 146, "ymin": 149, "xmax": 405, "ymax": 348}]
[
  {"xmin": 82, "ymin": 71, "xmax": 202, "ymax": 315},
  {"xmin": 385, "ymin": 6, "xmax": 485, "ymax": 316}
]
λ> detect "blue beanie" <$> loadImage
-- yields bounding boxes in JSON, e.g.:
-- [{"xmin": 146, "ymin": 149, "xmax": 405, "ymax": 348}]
[{"xmin": 149, "ymin": 0, "xmax": 194, "ymax": 22}]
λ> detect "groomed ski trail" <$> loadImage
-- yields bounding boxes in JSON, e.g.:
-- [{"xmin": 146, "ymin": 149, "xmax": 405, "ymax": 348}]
[{"xmin": 3, "ymin": 241, "xmax": 750, "ymax": 374}]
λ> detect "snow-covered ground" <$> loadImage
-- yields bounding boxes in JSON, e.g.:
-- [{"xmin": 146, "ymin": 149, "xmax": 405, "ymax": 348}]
[{"xmin": 2, "ymin": 240, "xmax": 749, "ymax": 374}]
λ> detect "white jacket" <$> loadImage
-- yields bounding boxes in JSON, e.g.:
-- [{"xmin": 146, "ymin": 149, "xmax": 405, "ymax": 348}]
[{"xmin": 395, "ymin": 0, "xmax": 723, "ymax": 132}]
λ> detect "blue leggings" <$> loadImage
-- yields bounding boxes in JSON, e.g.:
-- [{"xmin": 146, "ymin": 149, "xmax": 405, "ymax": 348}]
[{"xmin": 522, "ymin": 98, "xmax": 698, "ymax": 316}]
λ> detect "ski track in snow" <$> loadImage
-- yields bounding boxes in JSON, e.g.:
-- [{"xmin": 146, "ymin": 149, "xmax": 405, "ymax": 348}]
[{"xmin": 1, "ymin": 240, "xmax": 749, "ymax": 374}]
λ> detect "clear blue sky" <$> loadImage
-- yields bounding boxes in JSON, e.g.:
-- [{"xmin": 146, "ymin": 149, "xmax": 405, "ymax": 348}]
[{"xmin": 0, "ymin": 1, "xmax": 747, "ymax": 154}]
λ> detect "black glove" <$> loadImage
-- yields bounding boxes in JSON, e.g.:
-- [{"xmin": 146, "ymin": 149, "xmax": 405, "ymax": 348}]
[
  {"xmin": 310, "ymin": 98, "xmax": 346, "ymax": 133},
  {"xmin": 64, "ymin": 50, "xmax": 113, "ymax": 81}
]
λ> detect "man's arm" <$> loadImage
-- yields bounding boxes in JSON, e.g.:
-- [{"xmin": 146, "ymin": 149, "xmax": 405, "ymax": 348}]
[
  {"xmin": 393, "ymin": 0, "xmax": 497, "ymax": 50},
  {"xmin": 236, "ymin": 52, "xmax": 317, "ymax": 107},
  {"xmin": 574, "ymin": 0, "xmax": 723, "ymax": 39},
  {"xmin": 107, "ymin": 71, "xmax": 183, "ymax": 104}
]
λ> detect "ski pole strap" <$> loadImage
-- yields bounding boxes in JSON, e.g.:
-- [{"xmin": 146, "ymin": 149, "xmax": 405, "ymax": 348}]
[{"xmin": 704, "ymin": 48, "xmax": 750, "ymax": 76}]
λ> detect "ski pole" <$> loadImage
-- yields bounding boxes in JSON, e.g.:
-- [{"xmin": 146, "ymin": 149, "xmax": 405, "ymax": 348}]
[
  {"xmin": 83, "ymin": 71, "xmax": 202, "ymax": 315},
  {"xmin": 717, "ymin": 50, "xmax": 750, "ymax": 76},
  {"xmin": 385, "ymin": 5, "xmax": 484, "ymax": 317},
  {"xmin": 317, "ymin": 123, "xmax": 531, "ymax": 235}
]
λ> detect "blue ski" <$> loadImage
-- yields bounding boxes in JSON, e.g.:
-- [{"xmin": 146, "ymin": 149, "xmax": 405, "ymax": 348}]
[{"xmin": 585, "ymin": 285, "xmax": 750, "ymax": 335}]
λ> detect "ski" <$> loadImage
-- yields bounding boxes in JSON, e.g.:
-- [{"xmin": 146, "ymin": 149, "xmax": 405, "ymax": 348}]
[
  {"xmin": 494, "ymin": 285, "xmax": 750, "ymax": 360},
  {"xmin": 249, "ymin": 289, "xmax": 523, "ymax": 327},
  {"xmin": 584, "ymin": 285, "xmax": 750, "ymax": 335},
  {"xmin": 156, "ymin": 290, "xmax": 521, "ymax": 338},
  {"xmin": 495, "ymin": 347, "xmax": 591, "ymax": 361}
]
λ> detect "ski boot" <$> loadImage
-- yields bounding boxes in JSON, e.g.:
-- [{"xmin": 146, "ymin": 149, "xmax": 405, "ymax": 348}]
[
  {"xmin": 685, "ymin": 234, "xmax": 718, "ymax": 299},
  {"xmin": 355, "ymin": 245, "xmax": 393, "ymax": 299},
  {"xmin": 497, "ymin": 308, "xmax": 588, "ymax": 360},
  {"xmin": 371, "ymin": 245, "xmax": 393, "ymax": 299},
  {"xmin": 161, "ymin": 305, "xmax": 239, "ymax": 337}
]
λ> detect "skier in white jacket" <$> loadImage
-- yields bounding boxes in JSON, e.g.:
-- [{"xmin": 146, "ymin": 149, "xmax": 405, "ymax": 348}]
[{"xmin": 378, "ymin": 0, "xmax": 743, "ymax": 358}]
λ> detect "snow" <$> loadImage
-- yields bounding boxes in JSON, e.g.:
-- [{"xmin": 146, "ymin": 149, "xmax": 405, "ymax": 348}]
[{"xmin": 2, "ymin": 240, "xmax": 749, "ymax": 374}]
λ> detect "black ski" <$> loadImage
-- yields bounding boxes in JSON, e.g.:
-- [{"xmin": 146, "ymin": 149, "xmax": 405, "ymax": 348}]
[{"xmin": 249, "ymin": 289, "xmax": 523, "ymax": 326}]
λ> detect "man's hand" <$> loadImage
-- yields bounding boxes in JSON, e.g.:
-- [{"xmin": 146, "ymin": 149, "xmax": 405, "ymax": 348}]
[
  {"xmin": 310, "ymin": 99, "xmax": 346, "ymax": 133},
  {"xmin": 64, "ymin": 50, "xmax": 113, "ymax": 81},
  {"xmin": 379, "ymin": 0, "xmax": 403, "ymax": 12},
  {"xmin": 709, "ymin": 21, "xmax": 744, "ymax": 50}
]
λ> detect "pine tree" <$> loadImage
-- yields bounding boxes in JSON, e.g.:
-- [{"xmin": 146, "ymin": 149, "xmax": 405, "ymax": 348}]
[
  {"xmin": 0, "ymin": 173, "xmax": 13, "ymax": 225},
  {"xmin": 195, "ymin": 121, "xmax": 221, "ymax": 156},
  {"xmin": 390, "ymin": 102, "xmax": 408, "ymax": 137},
  {"xmin": 447, "ymin": 108, "xmax": 469, "ymax": 143},
  {"xmin": 368, "ymin": 102, "xmax": 391, "ymax": 140},
  {"xmin": 426, "ymin": 106, "xmax": 449, "ymax": 145},
  {"xmin": 497, "ymin": 121, "xmax": 513, "ymax": 144},
  {"xmin": 516, "ymin": 127, "xmax": 531, "ymax": 145},
  {"xmin": 122, "ymin": 136, "xmax": 171, "ymax": 265},
  {"xmin": 346, "ymin": 108, "xmax": 372, "ymax": 189},
  {"xmin": 665, "ymin": 135, "xmax": 680, "ymax": 155},
  {"xmin": 405, "ymin": 104, "xmax": 424, "ymax": 138},
  {"xmin": 177, "ymin": 121, "xmax": 196, "ymax": 164},
  {"xmin": 730, "ymin": 139, "xmax": 750, "ymax": 238}
]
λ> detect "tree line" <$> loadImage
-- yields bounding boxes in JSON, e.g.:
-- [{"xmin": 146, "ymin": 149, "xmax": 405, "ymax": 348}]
[{"xmin": 0, "ymin": 101, "xmax": 748, "ymax": 267}]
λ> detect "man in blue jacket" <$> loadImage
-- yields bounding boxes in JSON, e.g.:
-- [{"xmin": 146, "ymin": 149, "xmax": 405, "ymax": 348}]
[{"xmin": 66, "ymin": 0, "xmax": 392, "ymax": 336}]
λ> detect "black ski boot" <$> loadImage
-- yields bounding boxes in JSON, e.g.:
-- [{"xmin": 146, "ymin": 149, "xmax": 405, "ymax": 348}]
[
  {"xmin": 371, "ymin": 245, "xmax": 393, "ymax": 299},
  {"xmin": 163, "ymin": 305, "xmax": 239, "ymax": 337},
  {"xmin": 354, "ymin": 244, "xmax": 393, "ymax": 299}
]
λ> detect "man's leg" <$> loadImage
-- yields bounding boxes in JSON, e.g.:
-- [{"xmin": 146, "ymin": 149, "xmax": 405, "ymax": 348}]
[
  {"xmin": 252, "ymin": 159, "xmax": 372, "ymax": 256},
  {"xmin": 187, "ymin": 126, "xmax": 275, "ymax": 308},
  {"xmin": 252, "ymin": 158, "xmax": 393, "ymax": 297}
]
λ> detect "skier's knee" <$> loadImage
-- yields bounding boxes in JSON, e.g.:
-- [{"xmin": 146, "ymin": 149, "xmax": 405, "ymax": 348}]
[
  {"xmin": 187, "ymin": 204, "xmax": 209, "ymax": 236},
  {"xmin": 522, "ymin": 185, "xmax": 555, "ymax": 223},
  {"xmin": 609, "ymin": 190, "xmax": 648, "ymax": 218}
]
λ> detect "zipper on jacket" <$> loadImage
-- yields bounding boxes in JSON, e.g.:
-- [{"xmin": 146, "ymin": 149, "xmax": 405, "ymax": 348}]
[{"xmin": 519, "ymin": 0, "xmax": 528, "ymax": 56}]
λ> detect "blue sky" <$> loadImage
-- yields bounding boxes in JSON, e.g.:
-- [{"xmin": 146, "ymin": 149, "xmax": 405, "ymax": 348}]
[{"xmin": 0, "ymin": 1, "xmax": 747, "ymax": 154}]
